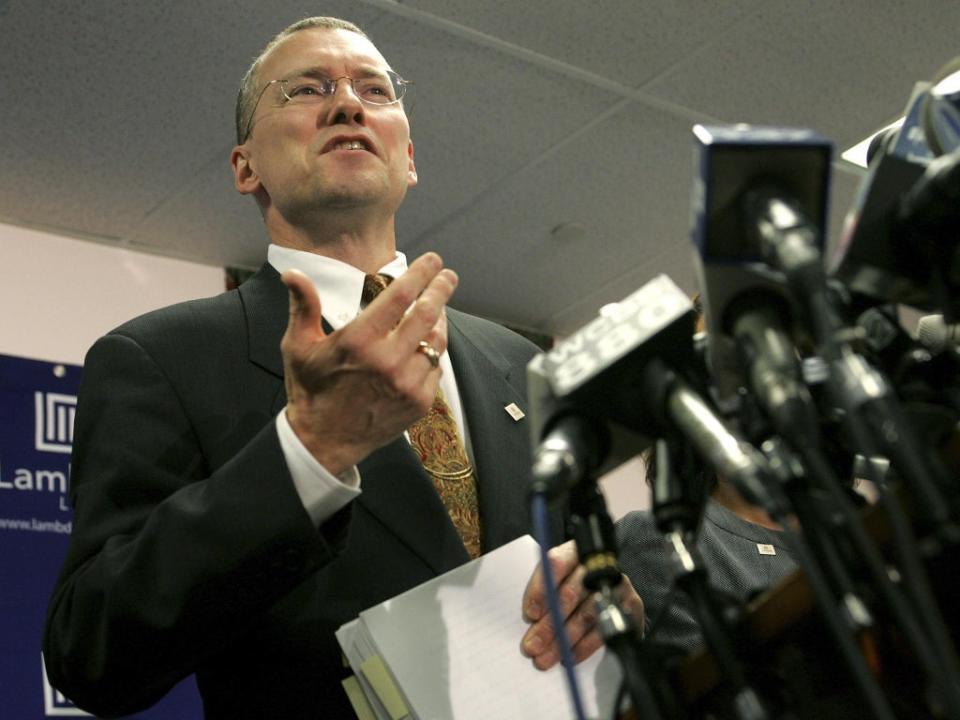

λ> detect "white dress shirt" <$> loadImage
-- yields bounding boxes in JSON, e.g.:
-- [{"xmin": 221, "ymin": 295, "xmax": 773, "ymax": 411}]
[{"xmin": 267, "ymin": 244, "xmax": 471, "ymax": 526}]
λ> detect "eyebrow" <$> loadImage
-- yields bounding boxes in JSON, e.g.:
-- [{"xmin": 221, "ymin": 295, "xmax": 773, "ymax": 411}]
[{"xmin": 283, "ymin": 65, "xmax": 393, "ymax": 81}]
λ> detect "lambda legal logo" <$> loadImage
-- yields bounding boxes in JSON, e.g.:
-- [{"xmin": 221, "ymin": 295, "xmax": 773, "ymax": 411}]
[
  {"xmin": 34, "ymin": 392, "xmax": 77, "ymax": 455},
  {"xmin": 41, "ymin": 657, "xmax": 91, "ymax": 716}
]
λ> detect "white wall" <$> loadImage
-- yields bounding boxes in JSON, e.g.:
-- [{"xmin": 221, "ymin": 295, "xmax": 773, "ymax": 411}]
[
  {"xmin": 0, "ymin": 224, "xmax": 224, "ymax": 365},
  {"xmin": 599, "ymin": 456, "xmax": 651, "ymax": 520}
]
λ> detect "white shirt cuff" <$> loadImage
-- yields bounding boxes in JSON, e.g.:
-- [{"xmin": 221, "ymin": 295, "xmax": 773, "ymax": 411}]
[{"xmin": 275, "ymin": 410, "xmax": 361, "ymax": 526}]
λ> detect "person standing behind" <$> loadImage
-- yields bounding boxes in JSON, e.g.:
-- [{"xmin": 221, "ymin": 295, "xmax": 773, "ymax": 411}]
[{"xmin": 616, "ymin": 455, "xmax": 798, "ymax": 652}]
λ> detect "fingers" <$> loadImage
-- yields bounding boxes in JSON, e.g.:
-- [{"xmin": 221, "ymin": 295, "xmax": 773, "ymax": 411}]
[
  {"xmin": 522, "ymin": 541, "xmax": 591, "ymax": 669},
  {"xmin": 276, "ymin": 256, "xmax": 456, "ymax": 475},
  {"xmin": 361, "ymin": 253, "xmax": 455, "ymax": 342},
  {"xmin": 392, "ymin": 267, "xmax": 458, "ymax": 355},
  {"xmin": 521, "ymin": 542, "xmax": 646, "ymax": 671},
  {"xmin": 523, "ymin": 540, "xmax": 579, "ymax": 623},
  {"xmin": 420, "ymin": 310, "xmax": 448, "ymax": 366},
  {"xmin": 340, "ymin": 253, "xmax": 455, "ymax": 388},
  {"xmin": 532, "ymin": 576, "xmax": 643, "ymax": 669},
  {"xmin": 523, "ymin": 592, "xmax": 599, "ymax": 670}
]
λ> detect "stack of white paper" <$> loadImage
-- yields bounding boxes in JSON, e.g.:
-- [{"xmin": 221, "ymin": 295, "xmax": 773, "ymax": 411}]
[{"xmin": 336, "ymin": 535, "xmax": 622, "ymax": 720}]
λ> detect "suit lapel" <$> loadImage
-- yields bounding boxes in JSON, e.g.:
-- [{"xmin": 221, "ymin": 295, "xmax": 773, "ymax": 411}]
[
  {"xmin": 239, "ymin": 263, "xmax": 287, "ymax": 380},
  {"xmin": 446, "ymin": 309, "xmax": 533, "ymax": 552},
  {"xmin": 236, "ymin": 264, "xmax": 286, "ymax": 417}
]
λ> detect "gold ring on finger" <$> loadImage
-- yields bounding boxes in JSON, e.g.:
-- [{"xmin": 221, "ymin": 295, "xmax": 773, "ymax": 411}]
[{"xmin": 417, "ymin": 340, "xmax": 441, "ymax": 368}]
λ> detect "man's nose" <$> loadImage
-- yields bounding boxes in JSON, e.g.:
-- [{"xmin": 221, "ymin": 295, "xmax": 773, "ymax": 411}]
[{"xmin": 326, "ymin": 78, "xmax": 365, "ymax": 125}]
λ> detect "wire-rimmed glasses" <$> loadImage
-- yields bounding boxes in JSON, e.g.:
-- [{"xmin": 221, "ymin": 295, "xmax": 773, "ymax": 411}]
[{"xmin": 241, "ymin": 70, "xmax": 411, "ymax": 143}]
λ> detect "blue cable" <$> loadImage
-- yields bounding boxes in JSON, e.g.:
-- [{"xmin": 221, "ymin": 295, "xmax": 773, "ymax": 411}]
[{"xmin": 530, "ymin": 492, "xmax": 588, "ymax": 720}]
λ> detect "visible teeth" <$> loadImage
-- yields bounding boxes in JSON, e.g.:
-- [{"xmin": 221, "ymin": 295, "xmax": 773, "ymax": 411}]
[{"xmin": 334, "ymin": 140, "xmax": 365, "ymax": 151}]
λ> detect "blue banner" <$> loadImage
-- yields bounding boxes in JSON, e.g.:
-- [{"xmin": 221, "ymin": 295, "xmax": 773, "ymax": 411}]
[{"xmin": 0, "ymin": 353, "xmax": 202, "ymax": 718}]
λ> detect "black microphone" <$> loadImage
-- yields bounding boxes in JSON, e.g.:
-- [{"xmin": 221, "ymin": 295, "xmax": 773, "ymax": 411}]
[
  {"xmin": 528, "ymin": 273, "xmax": 789, "ymax": 516},
  {"xmin": 695, "ymin": 126, "xmax": 955, "ymax": 512},
  {"xmin": 920, "ymin": 57, "xmax": 960, "ymax": 157},
  {"xmin": 528, "ymin": 414, "xmax": 608, "ymax": 499},
  {"xmin": 828, "ymin": 60, "xmax": 960, "ymax": 317},
  {"xmin": 527, "ymin": 274, "xmax": 696, "ymax": 497},
  {"xmin": 858, "ymin": 306, "xmax": 960, "ymax": 455},
  {"xmin": 525, "ymin": 279, "xmax": 697, "ymax": 720},
  {"xmin": 897, "ymin": 151, "xmax": 960, "ymax": 318},
  {"xmin": 688, "ymin": 124, "xmax": 833, "ymax": 446}
]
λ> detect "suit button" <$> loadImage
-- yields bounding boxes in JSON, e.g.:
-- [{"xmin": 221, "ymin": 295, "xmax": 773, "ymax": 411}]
[{"xmin": 276, "ymin": 548, "xmax": 304, "ymax": 572}]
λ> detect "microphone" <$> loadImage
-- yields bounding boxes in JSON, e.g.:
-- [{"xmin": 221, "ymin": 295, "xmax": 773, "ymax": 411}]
[
  {"xmin": 828, "ymin": 59, "xmax": 960, "ymax": 317},
  {"xmin": 528, "ymin": 273, "xmax": 788, "ymax": 516},
  {"xmin": 689, "ymin": 124, "xmax": 832, "ymax": 414},
  {"xmin": 921, "ymin": 57, "xmax": 960, "ymax": 157},
  {"xmin": 686, "ymin": 124, "xmax": 959, "ymax": 524},
  {"xmin": 917, "ymin": 313, "xmax": 960, "ymax": 352},
  {"xmin": 526, "ymin": 274, "xmax": 694, "ymax": 496},
  {"xmin": 898, "ymin": 151, "xmax": 960, "ymax": 289},
  {"xmin": 860, "ymin": 307, "xmax": 960, "ymax": 445}
]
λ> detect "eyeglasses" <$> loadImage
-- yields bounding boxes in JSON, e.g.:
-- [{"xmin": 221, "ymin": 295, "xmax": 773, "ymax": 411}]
[{"xmin": 241, "ymin": 70, "xmax": 411, "ymax": 142}]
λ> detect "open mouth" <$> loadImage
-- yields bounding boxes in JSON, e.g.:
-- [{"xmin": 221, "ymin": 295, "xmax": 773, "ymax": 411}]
[{"xmin": 323, "ymin": 137, "xmax": 373, "ymax": 154}]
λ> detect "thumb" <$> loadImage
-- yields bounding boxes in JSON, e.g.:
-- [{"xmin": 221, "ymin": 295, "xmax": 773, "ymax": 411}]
[
  {"xmin": 523, "ymin": 540, "xmax": 578, "ymax": 621},
  {"xmin": 281, "ymin": 269, "xmax": 326, "ymax": 346}
]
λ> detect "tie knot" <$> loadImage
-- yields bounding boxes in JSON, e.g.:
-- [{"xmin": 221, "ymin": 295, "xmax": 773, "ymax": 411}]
[{"xmin": 361, "ymin": 273, "xmax": 393, "ymax": 306}]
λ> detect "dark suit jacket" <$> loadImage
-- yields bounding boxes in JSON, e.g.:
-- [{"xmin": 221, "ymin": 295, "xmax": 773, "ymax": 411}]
[{"xmin": 44, "ymin": 263, "xmax": 548, "ymax": 719}]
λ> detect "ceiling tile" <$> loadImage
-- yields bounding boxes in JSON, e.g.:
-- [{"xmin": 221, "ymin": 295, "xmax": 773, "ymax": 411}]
[
  {"xmin": 408, "ymin": 100, "xmax": 697, "ymax": 334},
  {"xmin": 397, "ymin": 0, "xmax": 763, "ymax": 87},
  {"xmin": 366, "ymin": 15, "xmax": 625, "ymax": 240},
  {"xmin": 0, "ymin": 0, "xmax": 384, "ymax": 238},
  {"xmin": 642, "ymin": 1, "xmax": 960, "ymax": 148}
]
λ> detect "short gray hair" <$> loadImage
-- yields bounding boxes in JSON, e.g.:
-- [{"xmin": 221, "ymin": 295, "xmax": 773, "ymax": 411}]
[{"xmin": 235, "ymin": 16, "xmax": 367, "ymax": 144}]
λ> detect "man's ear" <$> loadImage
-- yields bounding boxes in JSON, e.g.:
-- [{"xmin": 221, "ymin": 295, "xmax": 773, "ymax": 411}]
[
  {"xmin": 231, "ymin": 145, "xmax": 261, "ymax": 195},
  {"xmin": 406, "ymin": 140, "xmax": 417, "ymax": 188}
]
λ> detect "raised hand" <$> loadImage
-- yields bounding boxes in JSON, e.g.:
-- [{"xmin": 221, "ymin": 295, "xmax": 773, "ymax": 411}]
[{"xmin": 281, "ymin": 252, "xmax": 457, "ymax": 475}]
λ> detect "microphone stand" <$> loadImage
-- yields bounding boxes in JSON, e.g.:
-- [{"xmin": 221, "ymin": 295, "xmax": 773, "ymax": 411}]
[
  {"xmin": 567, "ymin": 480, "xmax": 665, "ymax": 720},
  {"xmin": 731, "ymin": 305, "xmax": 875, "ymax": 637},
  {"xmin": 746, "ymin": 188, "xmax": 960, "ymax": 716},
  {"xmin": 748, "ymin": 186, "xmax": 957, "ymax": 531},
  {"xmin": 757, "ymin": 438, "xmax": 875, "ymax": 637},
  {"xmin": 530, "ymin": 414, "xmax": 666, "ymax": 719},
  {"xmin": 640, "ymin": 359, "xmax": 899, "ymax": 720},
  {"xmin": 652, "ymin": 437, "xmax": 770, "ymax": 720}
]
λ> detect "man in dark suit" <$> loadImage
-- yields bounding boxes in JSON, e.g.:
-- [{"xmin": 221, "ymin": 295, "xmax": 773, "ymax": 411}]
[{"xmin": 43, "ymin": 16, "xmax": 641, "ymax": 719}]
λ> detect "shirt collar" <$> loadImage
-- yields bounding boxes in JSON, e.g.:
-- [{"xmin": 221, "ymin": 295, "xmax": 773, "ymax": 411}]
[{"xmin": 267, "ymin": 245, "xmax": 408, "ymax": 331}]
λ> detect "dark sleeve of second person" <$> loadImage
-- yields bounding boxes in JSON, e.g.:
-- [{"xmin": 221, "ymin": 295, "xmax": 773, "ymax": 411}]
[{"xmin": 616, "ymin": 510, "xmax": 708, "ymax": 653}]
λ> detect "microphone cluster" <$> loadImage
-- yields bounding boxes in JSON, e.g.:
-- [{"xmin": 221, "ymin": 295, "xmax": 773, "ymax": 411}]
[{"xmin": 526, "ymin": 58, "xmax": 960, "ymax": 720}]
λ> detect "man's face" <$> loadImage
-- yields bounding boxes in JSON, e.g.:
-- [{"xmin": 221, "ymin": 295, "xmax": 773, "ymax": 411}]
[{"xmin": 232, "ymin": 28, "xmax": 417, "ymax": 223}]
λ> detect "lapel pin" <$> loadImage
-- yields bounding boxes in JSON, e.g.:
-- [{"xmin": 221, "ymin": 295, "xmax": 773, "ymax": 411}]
[{"xmin": 504, "ymin": 403, "xmax": 525, "ymax": 421}]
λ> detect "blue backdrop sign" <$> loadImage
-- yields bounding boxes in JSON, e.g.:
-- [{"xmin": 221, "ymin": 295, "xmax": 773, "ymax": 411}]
[{"xmin": 0, "ymin": 353, "xmax": 202, "ymax": 718}]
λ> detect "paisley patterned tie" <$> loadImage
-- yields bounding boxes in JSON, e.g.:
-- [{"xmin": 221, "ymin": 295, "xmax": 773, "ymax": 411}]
[{"xmin": 362, "ymin": 273, "xmax": 483, "ymax": 558}]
